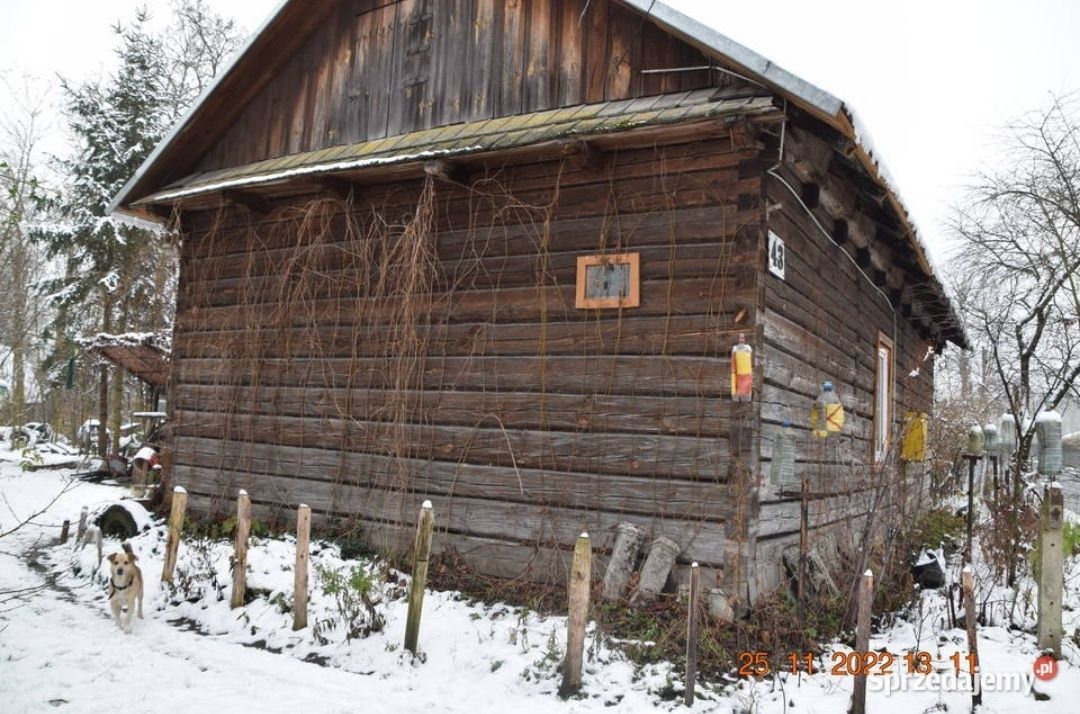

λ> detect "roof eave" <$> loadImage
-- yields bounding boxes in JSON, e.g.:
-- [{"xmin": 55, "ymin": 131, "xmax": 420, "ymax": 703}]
[{"xmin": 107, "ymin": 0, "xmax": 295, "ymax": 218}]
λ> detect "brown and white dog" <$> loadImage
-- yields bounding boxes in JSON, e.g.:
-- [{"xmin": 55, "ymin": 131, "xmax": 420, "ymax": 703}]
[{"xmin": 107, "ymin": 543, "xmax": 144, "ymax": 633}]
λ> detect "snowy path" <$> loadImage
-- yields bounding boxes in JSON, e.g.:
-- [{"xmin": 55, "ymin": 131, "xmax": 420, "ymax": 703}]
[
  {"xmin": 0, "ymin": 465, "xmax": 686, "ymax": 714},
  {"xmin": 0, "ymin": 470, "xmax": 373, "ymax": 713},
  {"xmin": 1, "ymin": 570, "xmax": 370, "ymax": 714},
  {"xmin": 3, "ymin": 462, "xmax": 1079, "ymax": 713}
]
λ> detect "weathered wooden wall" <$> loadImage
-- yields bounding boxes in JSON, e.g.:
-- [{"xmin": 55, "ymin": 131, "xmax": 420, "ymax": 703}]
[
  {"xmin": 193, "ymin": 0, "xmax": 744, "ymax": 174},
  {"xmin": 169, "ymin": 133, "xmax": 764, "ymax": 589},
  {"xmin": 749, "ymin": 133, "xmax": 935, "ymax": 597}
]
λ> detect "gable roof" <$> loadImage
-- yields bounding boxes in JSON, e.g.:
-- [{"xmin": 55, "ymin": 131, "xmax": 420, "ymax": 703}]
[{"xmin": 108, "ymin": 0, "xmax": 964, "ymax": 347}]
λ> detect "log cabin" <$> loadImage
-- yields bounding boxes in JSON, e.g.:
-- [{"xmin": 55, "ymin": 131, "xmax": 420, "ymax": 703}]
[{"xmin": 110, "ymin": 0, "xmax": 967, "ymax": 608}]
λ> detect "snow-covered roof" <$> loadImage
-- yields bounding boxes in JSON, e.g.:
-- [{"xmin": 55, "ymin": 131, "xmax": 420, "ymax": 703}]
[{"xmin": 78, "ymin": 332, "xmax": 172, "ymax": 387}]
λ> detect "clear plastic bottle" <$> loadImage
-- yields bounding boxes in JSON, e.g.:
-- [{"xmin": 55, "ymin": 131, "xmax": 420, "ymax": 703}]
[
  {"xmin": 810, "ymin": 382, "xmax": 844, "ymax": 437},
  {"xmin": 1035, "ymin": 410, "xmax": 1063, "ymax": 476},
  {"xmin": 730, "ymin": 333, "xmax": 753, "ymax": 402},
  {"xmin": 998, "ymin": 412, "xmax": 1017, "ymax": 456},
  {"xmin": 965, "ymin": 424, "xmax": 984, "ymax": 456},
  {"xmin": 770, "ymin": 418, "xmax": 797, "ymax": 488}
]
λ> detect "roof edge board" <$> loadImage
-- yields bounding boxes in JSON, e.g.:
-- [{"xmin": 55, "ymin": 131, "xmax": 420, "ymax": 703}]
[{"xmin": 107, "ymin": 0, "xmax": 295, "ymax": 217}]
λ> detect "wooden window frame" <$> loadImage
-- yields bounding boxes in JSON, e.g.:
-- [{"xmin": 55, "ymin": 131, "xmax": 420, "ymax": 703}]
[
  {"xmin": 575, "ymin": 252, "xmax": 640, "ymax": 309},
  {"xmin": 872, "ymin": 332, "xmax": 895, "ymax": 464}
]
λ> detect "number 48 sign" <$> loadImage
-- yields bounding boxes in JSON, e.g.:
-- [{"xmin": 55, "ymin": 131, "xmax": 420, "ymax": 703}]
[{"xmin": 767, "ymin": 231, "xmax": 786, "ymax": 280}]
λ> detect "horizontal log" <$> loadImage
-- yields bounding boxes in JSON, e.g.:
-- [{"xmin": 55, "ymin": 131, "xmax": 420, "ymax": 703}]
[
  {"xmin": 174, "ymin": 436, "xmax": 731, "ymax": 517},
  {"xmin": 175, "ymin": 384, "xmax": 735, "ymax": 437},
  {"xmin": 173, "ymin": 317, "xmax": 754, "ymax": 360},
  {"xmin": 174, "ymin": 355, "xmax": 732, "ymax": 397},
  {"xmin": 182, "ymin": 202, "xmax": 758, "ymax": 283},
  {"xmin": 180, "ymin": 241, "xmax": 759, "ymax": 309},
  {"xmin": 756, "ymin": 490, "xmax": 876, "ymax": 538},
  {"xmin": 179, "ymin": 157, "xmax": 759, "ymax": 259},
  {"xmin": 171, "ymin": 409, "xmax": 734, "ymax": 481},
  {"xmin": 179, "ymin": 467, "xmax": 732, "ymax": 567},
  {"xmin": 176, "ymin": 279, "xmax": 758, "ymax": 332}
]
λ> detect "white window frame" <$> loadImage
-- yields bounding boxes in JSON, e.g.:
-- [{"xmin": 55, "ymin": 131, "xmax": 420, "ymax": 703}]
[{"xmin": 873, "ymin": 332, "xmax": 894, "ymax": 463}]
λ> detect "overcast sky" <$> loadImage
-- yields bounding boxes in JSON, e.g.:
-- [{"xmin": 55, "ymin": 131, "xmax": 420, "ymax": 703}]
[{"xmin": 2, "ymin": 0, "xmax": 1078, "ymax": 265}]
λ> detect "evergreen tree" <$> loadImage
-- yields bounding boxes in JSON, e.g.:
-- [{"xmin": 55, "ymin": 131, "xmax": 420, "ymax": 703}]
[{"xmin": 34, "ymin": 4, "xmax": 241, "ymax": 452}]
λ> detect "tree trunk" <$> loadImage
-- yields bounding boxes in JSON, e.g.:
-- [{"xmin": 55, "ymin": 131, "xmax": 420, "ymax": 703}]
[
  {"xmin": 97, "ymin": 365, "xmax": 109, "ymax": 456},
  {"xmin": 97, "ymin": 298, "xmax": 113, "ymax": 457},
  {"xmin": 109, "ymin": 366, "xmax": 124, "ymax": 453},
  {"xmin": 8, "ymin": 234, "xmax": 29, "ymax": 426}
]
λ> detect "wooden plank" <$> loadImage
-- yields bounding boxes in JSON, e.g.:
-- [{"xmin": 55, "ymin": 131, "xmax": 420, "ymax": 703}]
[
  {"xmin": 605, "ymin": 2, "xmax": 640, "ymax": 100},
  {"xmin": 180, "ymin": 156, "xmax": 752, "ymax": 263},
  {"xmin": 468, "ymin": 0, "xmax": 497, "ymax": 120},
  {"xmin": 173, "ymin": 435, "xmax": 731, "ymax": 517},
  {"xmin": 640, "ymin": 22, "xmax": 679, "ymax": 96},
  {"xmin": 523, "ymin": 0, "xmax": 555, "ymax": 112},
  {"xmin": 555, "ymin": 0, "xmax": 585, "ymax": 106},
  {"xmin": 171, "ymin": 409, "xmax": 734, "ymax": 481},
  {"xmin": 182, "ymin": 240, "xmax": 758, "ymax": 308},
  {"xmin": 177, "ymin": 467, "xmax": 732, "ymax": 566},
  {"xmin": 178, "ymin": 139, "xmax": 753, "ymax": 257},
  {"xmin": 582, "ymin": 0, "xmax": 609, "ymax": 103},
  {"xmin": 174, "ymin": 383, "xmax": 735, "ymax": 437},
  {"xmin": 175, "ymin": 354, "xmax": 732, "ymax": 397},
  {"xmin": 431, "ymin": 0, "xmax": 471, "ymax": 127},
  {"xmin": 177, "ymin": 277, "xmax": 757, "ymax": 332},
  {"xmin": 388, "ymin": 0, "xmax": 432, "ymax": 134},
  {"xmin": 173, "ymin": 316, "xmax": 756, "ymax": 360},
  {"xmin": 496, "ymin": 0, "xmax": 526, "ymax": 117}
]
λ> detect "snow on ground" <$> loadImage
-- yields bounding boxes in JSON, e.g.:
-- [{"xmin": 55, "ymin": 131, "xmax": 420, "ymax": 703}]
[{"xmin": 2, "ymin": 455, "xmax": 1079, "ymax": 713}]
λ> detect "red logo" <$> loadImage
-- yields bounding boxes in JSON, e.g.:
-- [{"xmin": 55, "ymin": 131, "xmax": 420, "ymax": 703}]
[{"xmin": 1033, "ymin": 655, "xmax": 1058, "ymax": 681}]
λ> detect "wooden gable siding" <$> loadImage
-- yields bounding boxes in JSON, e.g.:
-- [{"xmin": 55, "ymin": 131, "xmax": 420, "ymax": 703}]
[
  {"xmin": 748, "ymin": 140, "xmax": 935, "ymax": 597},
  {"xmin": 193, "ymin": 0, "xmax": 739, "ymax": 175},
  {"xmin": 168, "ymin": 134, "xmax": 763, "ymax": 587}
]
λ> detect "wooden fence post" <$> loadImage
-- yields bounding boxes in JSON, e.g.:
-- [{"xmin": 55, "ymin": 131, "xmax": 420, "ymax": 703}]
[
  {"xmin": 1037, "ymin": 485, "xmax": 1064, "ymax": 657},
  {"xmin": 92, "ymin": 526, "xmax": 102, "ymax": 564},
  {"xmin": 962, "ymin": 566, "xmax": 982, "ymax": 707},
  {"xmin": 230, "ymin": 489, "xmax": 251, "ymax": 609},
  {"xmin": 560, "ymin": 532, "xmax": 592, "ymax": 698},
  {"xmin": 77, "ymin": 506, "xmax": 88, "ymax": 543},
  {"xmin": 684, "ymin": 562, "xmax": 701, "ymax": 707},
  {"xmin": 161, "ymin": 486, "xmax": 188, "ymax": 584},
  {"xmin": 798, "ymin": 473, "xmax": 809, "ymax": 605},
  {"xmin": 59, "ymin": 519, "xmax": 70, "ymax": 544},
  {"xmin": 852, "ymin": 569, "xmax": 873, "ymax": 714},
  {"xmin": 964, "ymin": 455, "xmax": 978, "ymax": 561},
  {"xmin": 404, "ymin": 500, "xmax": 435, "ymax": 654},
  {"xmin": 293, "ymin": 504, "xmax": 311, "ymax": 631}
]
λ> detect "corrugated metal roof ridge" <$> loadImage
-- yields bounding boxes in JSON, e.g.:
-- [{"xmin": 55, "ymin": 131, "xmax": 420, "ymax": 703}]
[{"xmin": 138, "ymin": 94, "xmax": 776, "ymax": 204}]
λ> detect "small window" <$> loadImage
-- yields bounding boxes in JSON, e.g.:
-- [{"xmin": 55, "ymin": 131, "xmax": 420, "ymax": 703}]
[
  {"xmin": 575, "ymin": 253, "xmax": 640, "ymax": 309},
  {"xmin": 874, "ymin": 333, "xmax": 894, "ymax": 462}
]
